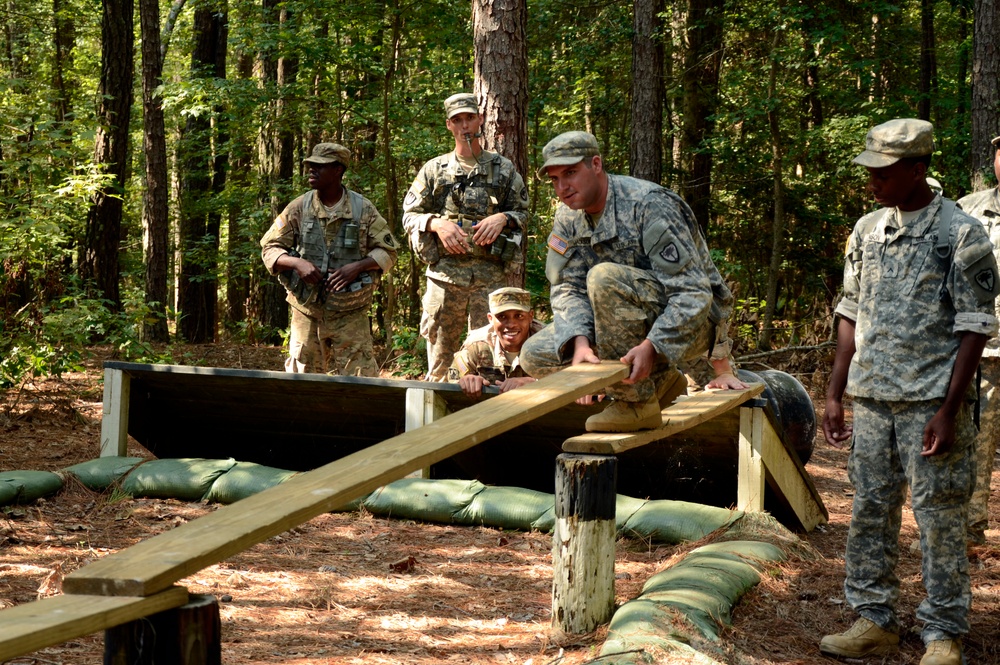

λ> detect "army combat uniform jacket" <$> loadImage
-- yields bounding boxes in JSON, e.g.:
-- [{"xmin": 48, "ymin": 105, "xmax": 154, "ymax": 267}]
[
  {"xmin": 545, "ymin": 174, "xmax": 733, "ymax": 367},
  {"xmin": 958, "ymin": 187, "xmax": 1000, "ymax": 357},
  {"xmin": 835, "ymin": 196, "xmax": 998, "ymax": 400},
  {"xmin": 448, "ymin": 319, "xmax": 546, "ymax": 382},
  {"xmin": 402, "ymin": 149, "xmax": 529, "ymax": 285},
  {"xmin": 261, "ymin": 189, "xmax": 398, "ymax": 317}
]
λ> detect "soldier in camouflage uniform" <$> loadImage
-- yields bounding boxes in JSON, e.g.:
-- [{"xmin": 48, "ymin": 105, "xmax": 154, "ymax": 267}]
[
  {"xmin": 402, "ymin": 93, "xmax": 530, "ymax": 381},
  {"xmin": 261, "ymin": 143, "xmax": 399, "ymax": 376},
  {"xmin": 957, "ymin": 133, "xmax": 1000, "ymax": 546},
  {"xmin": 821, "ymin": 120, "xmax": 1000, "ymax": 665},
  {"xmin": 520, "ymin": 131, "xmax": 740, "ymax": 433},
  {"xmin": 448, "ymin": 287, "xmax": 544, "ymax": 397}
]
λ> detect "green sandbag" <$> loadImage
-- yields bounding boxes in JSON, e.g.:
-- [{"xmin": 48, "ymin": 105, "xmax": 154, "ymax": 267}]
[
  {"xmin": 362, "ymin": 478, "xmax": 486, "ymax": 523},
  {"xmin": 63, "ymin": 456, "xmax": 145, "ymax": 490},
  {"xmin": 121, "ymin": 458, "xmax": 237, "ymax": 501},
  {"xmin": 0, "ymin": 470, "xmax": 64, "ymax": 505},
  {"xmin": 694, "ymin": 539, "xmax": 787, "ymax": 563},
  {"xmin": 455, "ymin": 485, "xmax": 554, "ymax": 528},
  {"xmin": 203, "ymin": 462, "xmax": 298, "ymax": 503},
  {"xmin": 621, "ymin": 500, "xmax": 742, "ymax": 543},
  {"xmin": 642, "ymin": 559, "xmax": 761, "ymax": 597},
  {"xmin": 614, "ymin": 494, "xmax": 649, "ymax": 529}
]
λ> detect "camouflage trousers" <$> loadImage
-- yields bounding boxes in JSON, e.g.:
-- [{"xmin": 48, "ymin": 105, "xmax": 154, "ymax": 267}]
[
  {"xmin": 970, "ymin": 357, "xmax": 1000, "ymax": 536},
  {"xmin": 420, "ymin": 268, "xmax": 504, "ymax": 381},
  {"xmin": 521, "ymin": 263, "xmax": 708, "ymax": 402},
  {"xmin": 846, "ymin": 397, "xmax": 975, "ymax": 642},
  {"xmin": 285, "ymin": 305, "xmax": 378, "ymax": 377}
]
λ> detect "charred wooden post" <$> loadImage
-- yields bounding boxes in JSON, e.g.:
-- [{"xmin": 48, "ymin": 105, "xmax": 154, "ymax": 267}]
[
  {"xmin": 551, "ymin": 453, "xmax": 617, "ymax": 636},
  {"xmin": 104, "ymin": 593, "xmax": 220, "ymax": 665}
]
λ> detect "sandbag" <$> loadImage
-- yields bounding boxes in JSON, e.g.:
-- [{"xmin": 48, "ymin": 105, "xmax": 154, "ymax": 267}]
[
  {"xmin": 121, "ymin": 458, "xmax": 237, "ymax": 501},
  {"xmin": 362, "ymin": 478, "xmax": 486, "ymax": 523},
  {"xmin": 0, "ymin": 470, "xmax": 64, "ymax": 505},
  {"xmin": 63, "ymin": 456, "xmax": 144, "ymax": 490},
  {"xmin": 203, "ymin": 462, "xmax": 298, "ymax": 503}
]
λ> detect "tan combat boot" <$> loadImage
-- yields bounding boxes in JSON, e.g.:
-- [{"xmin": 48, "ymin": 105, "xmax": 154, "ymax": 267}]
[
  {"xmin": 920, "ymin": 639, "xmax": 962, "ymax": 665},
  {"xmin": 819, "ymin": 617, "xmax": 899, "ymax": 658},
  {"xmin": 585, "ymin": 396, "xmax": 662, "ymax": 432},
  {"xmin": 656, "ymin": 368, "xmax": 688, "ymax": 409}
]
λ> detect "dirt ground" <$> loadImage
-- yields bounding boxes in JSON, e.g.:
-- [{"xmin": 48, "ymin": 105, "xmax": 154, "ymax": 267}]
[{"xmin": 2, "ymin": 345, "xmax": 999, "ymax": 665}]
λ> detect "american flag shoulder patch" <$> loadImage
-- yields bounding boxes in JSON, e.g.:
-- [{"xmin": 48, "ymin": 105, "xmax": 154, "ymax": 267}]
[{"xmin": 548, "ymin": 233, "xmax": 569, "ymax": 255}]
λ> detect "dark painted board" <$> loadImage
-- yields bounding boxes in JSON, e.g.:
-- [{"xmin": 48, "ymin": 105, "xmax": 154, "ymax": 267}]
[{"xmin": 107, "ymin": 362, "xmax": 788, "ymax": 510}]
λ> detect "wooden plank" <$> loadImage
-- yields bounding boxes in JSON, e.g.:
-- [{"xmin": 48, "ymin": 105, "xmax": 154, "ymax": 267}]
[
  {"xmin": 758, "ymin": 415, "xmax": 828, "ymax": 531},
  {"xmin": 737, "ymin": 407, "xmax": 766, "ymax": 512},
  {"xmin": 561, "ymin": 384, "xmax": 765, "ymax": 455},
  {"xmin": 64, "ymin": 362, "xmax": 629, "ymax": 597},
  {"xmin": 0, "ymin": 586, "xmax": 189, "ymax": 662},
  {"xmin": 101, "ymin": 368, "xmax": 130, "ymax": 457}
]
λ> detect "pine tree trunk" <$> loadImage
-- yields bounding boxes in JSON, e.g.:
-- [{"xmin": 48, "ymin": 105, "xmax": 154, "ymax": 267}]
[
  {"xmin": 630, "ymin": 0, "xmax": 663, "ymax": 184},
  {"xmin": 971, "ymin": 0, "xmax": 999, "ymax": 191}
]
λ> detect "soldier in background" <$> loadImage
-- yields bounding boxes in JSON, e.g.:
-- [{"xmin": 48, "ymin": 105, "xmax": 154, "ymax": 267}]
[
  {"xmin": 522, "ymin": 131, "xmax": 741, "ymax": 433},
  {"xmin": 449, "ymin": 287, "xmax": 544, "ymax": 398},
  {"xmin": 957, "ymin": 133, "xmax": 1000, "ymax": 546},
  {"xmin": 402, "ymin": 93, "xmax": 530, "ymax": 381},
  {"xmin": 821, "ymin": 119, "xmax": 998, "ymax": 665},
  {"xmin": 261, "ymin": 143, "xmax": 398, "ymax": 375}
]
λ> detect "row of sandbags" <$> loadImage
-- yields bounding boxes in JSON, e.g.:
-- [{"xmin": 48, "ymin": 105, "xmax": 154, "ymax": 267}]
[{"xmin": 1, "ymin": 457, "xmax": 803, "ymax": 664}]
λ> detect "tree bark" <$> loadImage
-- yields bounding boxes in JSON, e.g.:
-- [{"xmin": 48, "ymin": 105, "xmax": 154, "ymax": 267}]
[
  {"xmin": 918, "ymin": 0, "xmax": 938, "ymax": 122},
  {"xmin": 139, "ymin": 0, "xmax": 170, "ymax": 342},
  {"xmin": 177, "ymin": 2, "xmax": 227, "ymax": 343},
  {"xmin": 79, "ymin": 0, "xmax": 134, "ymax": 311},
  {"xmin": 226, "ymin": 51, "xmax": 254, "ymax": 326},
  {"xmin": 971, "ymin": 0, "xmax": 999, "ymax": 191},
  {"xmin": 760, "ymin": 31, "xmax": 786, "ymax": 351},
  {"xmin": 473, "ymin": 0, "xmax": 529, "ymax": 287},
  {"xmin": 52, "ymin": 0, "xmax": 75, "ymax": 126},
  {"xmin": 679, "ymin": 0, "xmax": 724, "ymax": 233},
  {"xmin": 630, "ymin": 0, "xmax": 664, "ymax": 184}
]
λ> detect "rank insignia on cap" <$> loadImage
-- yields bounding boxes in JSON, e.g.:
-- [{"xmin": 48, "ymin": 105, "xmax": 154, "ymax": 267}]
[
  {"xmin": 659, "ymin": 242, "xmax": 680, "ymax": 263},
  {"xmin": 548, "ymin": 233, "xmax": 569, "ymax": 255}
]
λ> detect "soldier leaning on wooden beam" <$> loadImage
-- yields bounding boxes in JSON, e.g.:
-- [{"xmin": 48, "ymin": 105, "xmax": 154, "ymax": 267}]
[
  {"xmin": 957, "ymin": 132, "xmax": 1000, "ymax": 547},
  {"xmin": 521, "ymin": 130, "xmax": 745, "ymax": 434},
  {"xmin": 260, "ymin": 142, "xmax": 399, "ymax": 376},
  {"xmin": 447, "ymin": 287, "xmax": 545, "ymax": 398},
  {"xmin": 401, "ymin": 92, "xmax": 530, "ymax": 382}
]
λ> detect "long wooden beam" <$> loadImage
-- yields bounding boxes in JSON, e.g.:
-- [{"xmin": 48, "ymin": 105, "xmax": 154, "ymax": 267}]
[
  {"xmin": 63, "ymin": 362, "xmax": 629, "ymax": 597},
  {"xmin": 561, "ymin": 384, "xmax": 765, "ymax": 455},
  {"xmin": 0, "ymin": 587, "xmax": 189, "ymax": 662}
]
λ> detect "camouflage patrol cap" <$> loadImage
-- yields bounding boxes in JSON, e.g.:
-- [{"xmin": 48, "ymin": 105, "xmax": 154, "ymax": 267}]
[
  {"xmin": 853, "ymin": 119, "xmax": 934, "ymax": 168},
  {"xmin": 444, "ymin": 93, "xmax": 479, "ymax": 119},
  {"xmin": 303, "ymin": 143, "xmax": 351, "ymax": 168},
  {"xmin": 926, "ymin": 177, "xmax": 943, "ymax": 195},
  {"xmin": 536, "ymin": 131, "xmax": 601, "ymax": 179},
  {"xmin": 488, "ymin": 287, "xmax": 531, "ymax": 314},
  {"xmin": 993, "ymin": 135, "xmax": 1000, "ymax": 147}
]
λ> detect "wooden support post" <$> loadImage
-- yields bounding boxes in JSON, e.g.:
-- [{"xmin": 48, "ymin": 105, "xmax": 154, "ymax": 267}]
[
  {"xmin": 551, "ymin": 453, "xmax": 617, "ymax": 636},
  {"xmin": 404, "ymin": 388, "xmax": 449, "ymax": 478},
  {"xmin": 104, "ymin": 594, "xmax": 220, "ymax": 665},
  {"xmin": 737, "ymin": 405, "xmax": 766, "ymax": 512},
  {"xmin": 101, "ymin": 368, "xmax": 130, "ymax": 457}
]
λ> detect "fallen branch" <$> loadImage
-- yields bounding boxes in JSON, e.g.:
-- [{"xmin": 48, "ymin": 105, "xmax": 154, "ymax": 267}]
[{"xmin": 735, "ymin": 340, "xmax": 834, "ymax": 362}]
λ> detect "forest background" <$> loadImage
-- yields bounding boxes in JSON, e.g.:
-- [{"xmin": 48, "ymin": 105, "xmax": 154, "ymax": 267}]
[{"xmin": 1, "ymin": 0, "xmax": 998, "ymax": 385}]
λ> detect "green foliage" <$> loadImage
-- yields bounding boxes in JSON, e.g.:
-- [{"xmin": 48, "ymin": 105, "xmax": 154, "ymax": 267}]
[{"xmin": 386, "ymin": 325, "xmax": 426, "ymax": 378}]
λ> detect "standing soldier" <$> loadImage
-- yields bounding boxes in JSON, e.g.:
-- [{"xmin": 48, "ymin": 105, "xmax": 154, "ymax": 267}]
[
  {"xmin": 957, "ymin": 133, "xmax": 1000, "ymax": 546},
  {"xmin": 402, "ymin": 92, "xmax": 530, "ymax": 381},
  {"xmin": 261, "ymin": 143, "xmax": 398, "ymax": 376}
]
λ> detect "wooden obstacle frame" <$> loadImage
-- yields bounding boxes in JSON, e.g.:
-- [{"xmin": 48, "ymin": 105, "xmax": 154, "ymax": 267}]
[{"xmin": 0, "ymin": 361, "xmax": 827, "ymax": 660}]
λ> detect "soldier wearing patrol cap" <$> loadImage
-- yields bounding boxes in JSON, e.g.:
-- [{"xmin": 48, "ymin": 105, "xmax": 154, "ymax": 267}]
[
  {"xmin": 448, "ymin": 286, "xmax": 545, "ymax": 398},
  {"xmin": 261, "ymin": 142, "xmax": 399, "ymax": 375},
  {"xmin": 402, "ymin": 93, "xmax": 530, "ymax": 381},
  {"xmin": 520, "ymin": 130, "xmax": 744, "ymax": 433},
  {"xmin": 957, "ymin": 132, "xmax": 1000, "ymax": 547},
  {"xmin": 821, "ymin": 119, "xmax": 1000, "ymax": 665}
]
